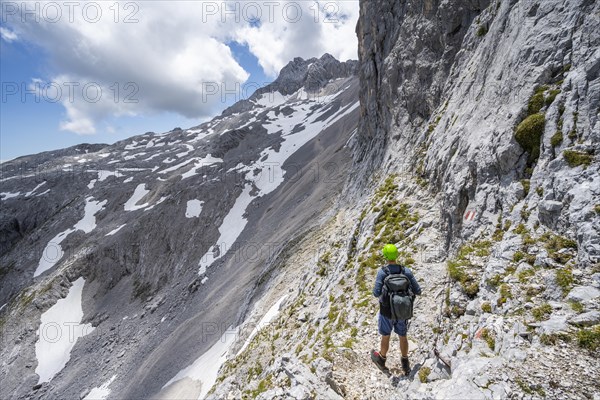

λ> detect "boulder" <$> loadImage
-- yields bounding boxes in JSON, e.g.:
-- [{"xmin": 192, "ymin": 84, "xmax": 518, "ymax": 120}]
[
  {"xmin": 568, "ymin": 311, "xmax": 600, "ymax": 327},
  {"xmin": 566, "ymin": 286, "xmax": 600, "ymax": 302},
  {"xmin": 539, "ymin": 201, "xmax": 562, "ymax": 227}
]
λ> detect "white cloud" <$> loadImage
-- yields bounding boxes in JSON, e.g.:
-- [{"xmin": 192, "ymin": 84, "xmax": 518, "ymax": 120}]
[
  {"xmin": 233, "ymin": 1, "xmax": 360, "ymax": 76},
  {"xmin": 3, "ymin": 1, "xmax": 359, "ymax": 134},
  {"xmin": 0, "ymin": 26, "xmax": 18, "ymax": 42}
]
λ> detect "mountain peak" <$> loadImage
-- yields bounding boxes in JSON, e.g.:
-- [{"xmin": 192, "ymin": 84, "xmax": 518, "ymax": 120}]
[{"xmin": 222, "ymin": 54, "xmax": 358, "ymax": 116}]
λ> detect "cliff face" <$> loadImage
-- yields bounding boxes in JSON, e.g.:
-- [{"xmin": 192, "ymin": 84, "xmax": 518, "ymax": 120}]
[{"xmin": 356, "ymin": 0, "xmax": 599, "ymax": 263}]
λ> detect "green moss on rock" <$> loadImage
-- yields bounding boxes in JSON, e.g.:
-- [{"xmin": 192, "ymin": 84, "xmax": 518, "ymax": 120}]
[
  {"xmin": 563, "ymin": 150, "xmax": 592, "ymax": 168},
  {"xmin": 528, "ymin": 92, "xmax": 545, "ymax": 115},
  {"xmin": 550, "ymin": 132, "xmax": 563, "ymax": 148},
  {"xmin": 515, "ymin": 114, "xmax": 546, "ymax": 162}
]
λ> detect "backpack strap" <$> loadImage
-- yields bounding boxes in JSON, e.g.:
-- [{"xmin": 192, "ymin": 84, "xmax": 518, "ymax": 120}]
[
  {"xmin": 383, "ymin": 265, "xmax": 404, "ymax": 275},
  {"xmin": 383, "ymin": 265, "xmax": 391, "ymax": 276}
]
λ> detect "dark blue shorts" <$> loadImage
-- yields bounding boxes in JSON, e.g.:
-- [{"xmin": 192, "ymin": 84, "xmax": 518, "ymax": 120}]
[{"xmin": 378, "ymin": 313, "xmax": 408, "ymax": 336}]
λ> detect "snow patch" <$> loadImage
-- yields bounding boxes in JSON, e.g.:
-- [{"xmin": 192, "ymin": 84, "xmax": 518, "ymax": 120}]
[
  {"xmin": 35, "ymin": 197, "xmax": 106, "ymax": 277},
  {"xmin": 198, "ymin": 183, "xmax": 254, "ymax": 273},
  {"xmin": 177, "ymin": 144, "xmax": 195, "ymax": 158},
  {"xmin": 144, "ymin": 196, "xmax": 168, "ymax": 211},
  {"xmin": 181, "ymin": 155, "xmax": 223, "ymax": 179},
  {"xmin": 0, "ymin": 191, "xmax": 21, "ymax": 199},
  {"xmin": 97, "ymin": 170, "xmax": 123, "ymax": 182},
  {"xmin": 74, "ymin": 197, "xmax": 107, "ymax": 233},
  {"xmin": 253, "ymin": 91, "xmax": 287, "ymax": 108},
  {"xmin": 159, "ymin": 158, "xmax": 196, "ymax": 174},
  {"xmin": 35, "ymin": 278, "xmax": 95, "ymax": 383},
  {"xmin": 185, "ymin": 200, "xmax": 204, "ymax": 218},
  {"xmin": 36, "ymin": 189, "xmax": 51, "ymax": 197},
  {"xmin": 83, "ymin": 375, "xmax": 117, "ymax": 400},
  {"xmin": 123, "ymin": 177, "xmax": 133, "ymax": 183},
  {"xmin": 161, "ymin": 327, "xmax": 238, "ymax": 400},
  {"xmin": 124, "ymin": 184, "xmax": 150, "ymax": 211},
  {"xmin": 106, "ymin": 224, "xmax": 126, "ymax": 236},
  {"xmin": 25, "ymin": 181, "xmax": 47, "ymax": 197},
  {"xmin": 237, "ymin": 295, "xmax": 288, "ymax": 356}
]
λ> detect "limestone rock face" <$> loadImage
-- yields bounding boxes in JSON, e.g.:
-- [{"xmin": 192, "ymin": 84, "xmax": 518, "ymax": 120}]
[{"xmin": 354, "ymin": 0, "xmax": 600, "ymax": 267}]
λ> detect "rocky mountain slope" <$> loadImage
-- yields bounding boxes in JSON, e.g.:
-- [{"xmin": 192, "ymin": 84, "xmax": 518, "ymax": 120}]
[
  {"xmin": 208, "ymin": 0, "xmax": 600, "ymax": 399},
  {"xmin": 0, "ymin": 55, "xmax": 360, "ymax": 399}
]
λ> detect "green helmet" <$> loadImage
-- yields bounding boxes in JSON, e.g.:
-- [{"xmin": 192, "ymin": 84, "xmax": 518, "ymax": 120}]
[{"xmin": 382, "ymin": 244, "xmax": 398, "ymax": 261}]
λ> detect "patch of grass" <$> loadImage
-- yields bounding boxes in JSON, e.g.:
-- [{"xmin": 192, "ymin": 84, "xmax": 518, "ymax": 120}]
[
  {"xmin": 521, "ymin": 180, "xmax": 531, "ymax": 196},
  {"xmin": 595, "ymin": 204, "xmax": 600, "ymax": 214},
  {"xmin": 481, "ymin": 302, "xmax": 492, "ymax": 313},
  {"xmin": 518, "ymin": 269, "xmax": 535, "ymax": 283},
  {"xmin": 481, "ymin": 328, "xmax": 496, "ymax": 350},
  {"xmin": 513, "ymin": 251, "xmax": 525, "ymax": 263},
  {"xmin": 528, "ymin": 92, "xmax": 545, "ymax": 115},
  {"xmin": 555, "ymin": 268, "xmax": 574, "ymax": 294},
  {"xmin": 486, "ymin": 274, "xmax": 503, "ymax": 288},
  {"xmin": 514, "ymin": 223, "xmax": 527, "ymax": 235},
  {"xmin": 563, "ymin": 150, "xmax": 592, "ymax": 168},
  {"xmin": 250, "ymin": 375, "xmax": 273, "ymax": 398},
  {"xmin": 342, "ymin": 338, "xmax": 355, "ymax": 348},
  {"xmin": 577, "ymin": 326, "xmax": 600, "ymax": 351},
  {"xmin": 418, "ymin": 367, "xmax": 431, "ymax": 383},
  {"xmin": 532, "ymin": 303, "xmax": 552, "ymax": 321},
  {"xmin": 569, "ymin": 301, "xmax": 584, "ymax": 313},
  {"xmin": 545, "ymin": 89, "xmax": 561, "ymax": 106},
  {"xmin": 536, "ymin": 186, "xmax": 544, "ymax": 197},
  {"xmin": 539, "ymin": 232, "xmax": 577, "ymax": 263},
  {"xmin": 476, "ymin": 25, "xmax": 488, "ymax": 37},
  {"xmin": 497, "ymin": 284, "xmax": 512, "ymax": 306},
  {"xmin": 540, "ymin": 332, "xmax": 571, "ymax": 346},
  {"xmin": 515, "ymin": 113, "xmax": 546, "ymax": 163}
]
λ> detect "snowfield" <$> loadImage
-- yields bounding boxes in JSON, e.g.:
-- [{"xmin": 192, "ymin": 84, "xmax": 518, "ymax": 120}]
[
  {"xmin": 185, "ymin": 200, "xmax": 204, "ymax": 218},
  {"xmin": 83, "ymin": 375, "xmax": 117, "ymax": 400},
  {"xmin": 124, "ymin": 184, "xmax": 150, "ymax": 211},
  {"xmin": 35, "ymin": 197, "xmax": 107, "ymax": 277},
  {"xmin": 198, "ymin": 183, "xmax": 254, "ymax": 275},
  {"xmin": 35, "ymin": 278, "xmax": 95, "ymax": 383},
  {"xmin": 160, "ymin": 327, "xmax": 238, "ymax": 400}
]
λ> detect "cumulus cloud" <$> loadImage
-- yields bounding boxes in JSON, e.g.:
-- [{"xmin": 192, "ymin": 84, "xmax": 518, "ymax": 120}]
[
  {"xmin": 2, "ymin": 1, "xmax": 359, "ymax": 134},
  {"xmin": 0, "ymin": 26, "xmax": 18, "ymax": 42}
]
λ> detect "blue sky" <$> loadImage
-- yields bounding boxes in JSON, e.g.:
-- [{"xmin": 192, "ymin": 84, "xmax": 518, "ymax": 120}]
[{"xmin": 0, "ymin": 1, "xmax": 359, "ymax": 161}]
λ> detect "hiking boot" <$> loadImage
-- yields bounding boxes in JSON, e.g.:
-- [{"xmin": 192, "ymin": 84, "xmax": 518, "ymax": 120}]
[
  {"xmin": 401, "ymin": 356, "xmax": 411, "ymax": 376},
  {"xmin": 370, "ymin": 350, "xmax": 389, "ymax": 373}
]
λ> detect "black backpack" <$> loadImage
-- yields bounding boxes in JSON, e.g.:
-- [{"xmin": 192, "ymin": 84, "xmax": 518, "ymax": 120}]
[{"xmin": 380, "ymin": 265, "xmax": 414, "ymax": 322}]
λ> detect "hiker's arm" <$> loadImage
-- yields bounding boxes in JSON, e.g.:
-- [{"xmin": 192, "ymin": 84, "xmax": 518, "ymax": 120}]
[
  {"xmin": 408, "ymin": 271, "xmax": 422, "ymax": 295},
  {"xmin": 372, "ymin": 270, "xmax": 384, "ymax": 297}
]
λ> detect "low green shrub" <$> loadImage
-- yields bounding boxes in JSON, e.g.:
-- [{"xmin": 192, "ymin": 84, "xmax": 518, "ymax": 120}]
[
  {"xmin": 577, "ymin": 326, "xmax": 600, "ymax": 351},
  {"xmin": 481, "ymin": 302, "xmax": 492, "ymax": 313},
  {"xmin": 515, "ymin": 114, "xmax": 546, "ymax": 162},
  {"xmin": 528, "ymin": 92, "xmax": 545, "ymax": 115},
  {"xmin": 419, "ymin": 367, "xmax": 431, "ymax": 383},
  {"xmin": 532, "ymin": 303, "xmax": 552, "ymax": 321},
  {"xmin": 564, "ymin": 150, "xmax": 592, "ymax": 167},
  {"xmin": 555, "ymin": 268, "xmax": 574, "ymax": 294},
  {"xmin": 551, "ymin": 131, "xmax": 563, "ymax": 148}
]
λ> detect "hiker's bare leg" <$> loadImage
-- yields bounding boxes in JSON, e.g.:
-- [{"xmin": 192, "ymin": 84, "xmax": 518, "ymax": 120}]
[
  {"xmin": 380, "ymin": 335, "xmax": 391, "ymax": 357},
  {"xmin": 400, "ymin": 336, "xmax": 408, "ymax": 357}
]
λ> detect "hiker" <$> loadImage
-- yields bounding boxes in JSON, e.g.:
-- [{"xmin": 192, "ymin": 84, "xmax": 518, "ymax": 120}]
[{"xmin": 371, "ymin": 244, "xmax": 422, "ymax": 376}]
